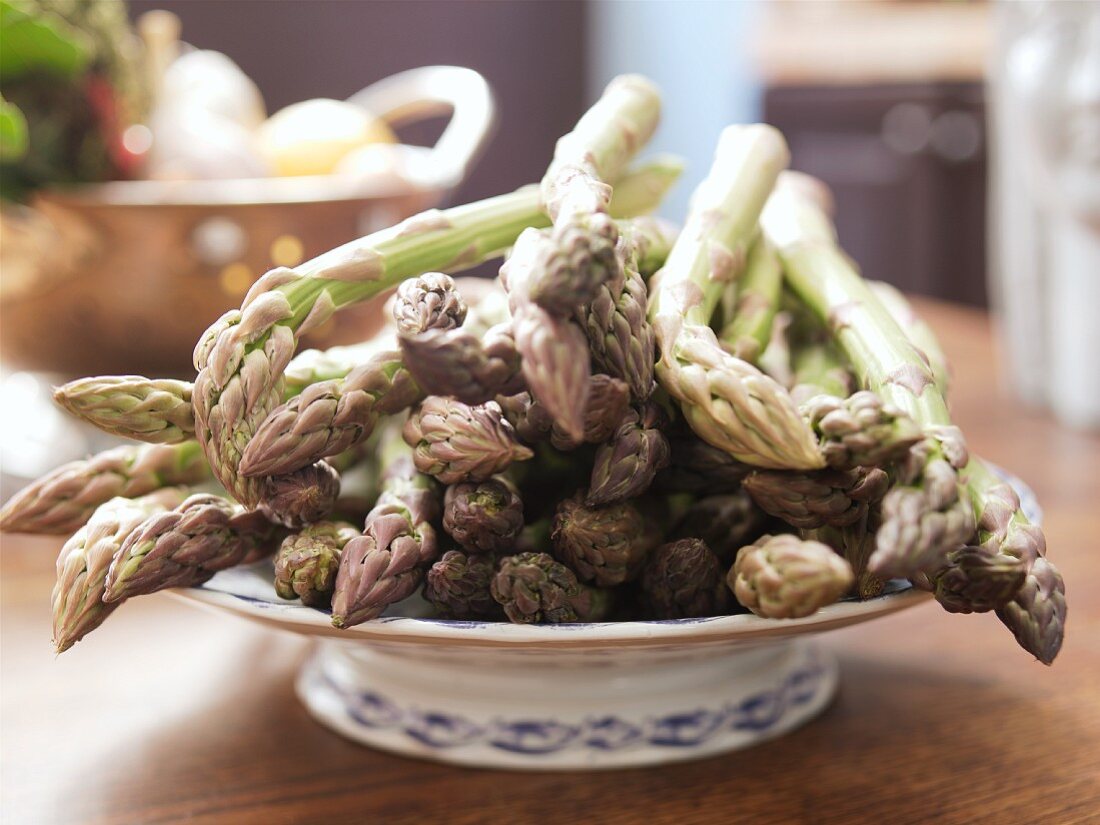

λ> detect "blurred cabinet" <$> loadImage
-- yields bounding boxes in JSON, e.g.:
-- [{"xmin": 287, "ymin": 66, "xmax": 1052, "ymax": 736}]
[{"xmin": 765, "ymin": 82, "xmax": 987, "ymax": 306}]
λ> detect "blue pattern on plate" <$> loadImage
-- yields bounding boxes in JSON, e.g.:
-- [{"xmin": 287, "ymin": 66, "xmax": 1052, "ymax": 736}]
[{"xmin": 315, "ymin": 655, "xmax": 829, "ymax": 755}]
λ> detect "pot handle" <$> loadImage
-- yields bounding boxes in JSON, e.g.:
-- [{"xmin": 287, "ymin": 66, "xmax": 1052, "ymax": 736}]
[{"xmin": 347, "ymin": 66, "xmax": 496, "ymax": 190}]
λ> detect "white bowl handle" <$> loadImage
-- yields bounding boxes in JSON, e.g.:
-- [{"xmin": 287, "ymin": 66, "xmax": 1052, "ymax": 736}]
[{"xmin": 347, "ymin": 66, "xmax": 496, "ymax": 190}]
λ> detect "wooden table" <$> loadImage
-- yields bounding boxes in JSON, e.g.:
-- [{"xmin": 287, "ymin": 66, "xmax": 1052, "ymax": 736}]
[{"xmin": 2, "ymin": 299, "xmax": 1099, "ymax": 824}]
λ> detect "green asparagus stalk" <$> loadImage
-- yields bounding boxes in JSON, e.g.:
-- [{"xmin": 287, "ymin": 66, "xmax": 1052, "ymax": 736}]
[
  {"xmin": 237, "ymin": 347, "xmax": 422, "ymax": 478},
  {"xmin": 0, "ymin": 442, "xmax": 209, "ymax": 535},
  {"xmin": 103, "ymin": 494, "xmax": 280, "ymax": 603},
  {"xmin": 640, "ymin": 538, "xmax": 732, "ymax": 619},
  {"xmin": 330, "ymin": 444, "xmax": 442, "ymax": 628},
  {"xmin": 718, "ymin": 238, "xmax": 783, "ymax": 363},
  {"xmin": 402, "ymin": 396, "xmax": 534, "ymax": 484},
  {"xmin": 761, "ymin": 174, "xmax": 975, "ymax": 577},
  {"xmin": 789, "ymin": 337, "xmax": 854, "ymax": 403},
  {"xmin": 283, "ymin": 336, "xmax": 396, "ymax": 397},
  {"xmin": 491, "ymin": 552, "xmax": 613, "ymax": 623},
  {"xmin": 551, "ymin": 492, "xmax": 658, "ymax": 586},
  {"xmin": 424, "ymin": 550, "xmax": 503, "ymax": 620},
  {"xmin": 650, "ymin": 125, "xmax": 823, "ymax": 470},
  {"xmin": 191, "ymin": 154, "xmax": 679, "ymax": 507},
  {"xmin": 729, "ymin": 534, "xmax": 854, "ymax": 619},
  {"xmin": 867, "ymin": 279, "xmax": 950, "ymax": 397},
  {"xmin": 743, "ymin": 466, "xmax": 889, "ymax": 529},
  {"xmin": 586, "ymin": 402, "xmax": 671, "ymax": 506},
  {"xmin": 52, "ymin": 376, "xmax": 194, "ymax": 444},
  {"xmin": 273, "ymin": 521, "xmax": 358, "ymax": 607},
  {"xmin": 391, "ymin": 272, "xmax": 467, "ymax": 334},
  {"xmin": 52, "ymin": 489, "xmax": 186, "ymax": 653},
  {"xmin": 442, "ymin": 477, "xmax": 524, "ymax": 554}
]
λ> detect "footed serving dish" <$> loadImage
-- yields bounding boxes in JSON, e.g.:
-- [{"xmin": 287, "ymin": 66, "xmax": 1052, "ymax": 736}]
[{"xmin": 169, "ymin": 468, "xmax": 1038, "ymax": 771}]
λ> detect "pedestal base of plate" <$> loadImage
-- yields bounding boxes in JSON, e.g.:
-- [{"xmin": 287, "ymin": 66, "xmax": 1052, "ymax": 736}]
[{"xmin": 296, "ymin": 637, "xmax": 838, "ymax": 770}]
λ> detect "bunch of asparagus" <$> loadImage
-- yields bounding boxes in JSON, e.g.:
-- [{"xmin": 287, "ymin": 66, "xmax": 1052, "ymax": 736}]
[{"xmin": 1, "ymin": 75, "xmax": 1065, "ymax": 665}]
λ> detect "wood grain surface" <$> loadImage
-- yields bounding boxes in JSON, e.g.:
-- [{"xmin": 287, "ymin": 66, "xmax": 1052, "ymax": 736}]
[{"xmin": 2, "ymin": 298, "xmax": 1098, "ymax": 825}]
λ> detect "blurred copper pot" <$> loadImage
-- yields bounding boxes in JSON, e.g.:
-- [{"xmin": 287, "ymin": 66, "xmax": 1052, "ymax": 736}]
[{"xmin": 0, "ymin": 66, "xmax": 495, "ymax": 378}]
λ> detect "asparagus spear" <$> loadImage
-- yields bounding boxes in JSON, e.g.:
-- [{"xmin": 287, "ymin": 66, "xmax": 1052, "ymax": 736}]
[
  {"xmin": 391, "ymin": 272, "xmax": 467, "ymax": 334},
  {"xmin": 640, "ymin": 538, "xmax": 732, "ymax": 619},
  {"xmin": 930, "ymin": 459, "xmax": 1048, "ymax": 615},
  {"xmin": 103, "ymin": 494, "xmax": 281, "ymax": 603},
  {"xmin": 807, "ymin": 515, "xmax": 887, "ymax": 601},
  {"xmin": 400, "ymin": 321, "xmax": 523, "ymax": 405},
  {"xmin": 801, "ymin": 391, "xmax": 923, "ymax": 471},
  {"xmin": 52, "ymin": 376, "xmax": 194, "ymax": 444},
  {"xmin": 761, "ymin": 174, "xmax": 975, "ymax": 577},
  {"xmin": 744, "ymin": 466, "xmax": 888, "ymax": 529},
  {"xmin": 52, "ymin": 490, "xmax": 186, "ymax": 653},
  {"xmin": 330, "ymin": 450, "xmax": 442, "ymax": 628},
  {"xmin": 191, "ymin": 150, "xmax": 678, "ymax": 507},
  {"xmin": 257, "ymin": 459, "xmax": 340, "ymax": 527},
  {"xmin": 0, "ymin": 442, "xmax": 209, "ymax": 535},
  {"xmin": 789, "ymin": 336, "xmax": 855, "ymax": 404},
  {"xmin": 868, "ymin": 279, "xmax": 950, "ymax": 397},
  {"xmin": 718, "ymin": 238, "xmax": 783, "ymax": 363},
  {"xmin": 653, "ymin": 434, "xmax": 753, "ymax": 495},
  {"xmin": 498, "ymin": 374, "xmax": 630, "ymax": 451},
  {"xmin": 491, "ymin": 552, "xmax": 613, "ymax": 623},
  {"xmin": 671, "ymin": 490, "xmax": 767, "ymax": 565},
  {"xmin": 551, "ymin": 492, "xmax": 658, "ymax": 586},
  {"xmin": 528, "ymin": 74, "xmax": 662, "ymax": 311},
  {"xmin": 729, "ymin": 533, "xmax": 854, "ymax": 619},
  {"xmin": 996, "ymin": 556, "xmax": 1066, "ymax": 666},
  {"xmin": 586, "ymin": 401, "xmax": 671, "ymax": 506},
  {"xmin": 579, "ymin": 218, "xmax": 674, "ymax": 400},
  {"xmin": 424, "ymin": 550, "xmax": 503, "ymax": 620},
  {"xmin": 504, "ymin": 237, "xmax": 594, "ymax": 442},
  {"xmin": 402, "ymin": 396, "xmax": 533, "ymax": 484},
  {"xmin": 649, "ymin": 125, "xmax": 823, "ymax": 470},
  {"xmin": 273, "ymin": 521, "xmax": 359, "ymax": 607},
  {"xmin": 52, "ymin": 338, "xmax": 395, "ymax": 445},
  {"xmin": 237, "ymin": 347, "xmax": 422, "ymax": 478},
  {"xmin": 442, "ymin": 477, "xmax": 524, "ymax": 554}
]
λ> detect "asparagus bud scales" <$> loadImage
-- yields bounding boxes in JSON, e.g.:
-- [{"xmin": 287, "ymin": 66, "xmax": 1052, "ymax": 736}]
[
  {"xmin": 330, "ymin": 434, "xmax": 443, "ymax": 628},
  {"xmin": 403, "ymin": 396, "xmax": 533, "ymax": 485},
  {"xmin": 104, "ymin": 494, "xmax": 280, "ymax": 603},
  {"xmin": 650, "ymin": 125, "xmax": 822, "ymax": 470},
  {"xmin": 238, "ymin": 347, "xmax": 421, "ymax": 477},
  {"xmin": 730, "ymin": 534, "xmax": 854, "ymax": 619},
  {"xmin": 52, "ymin": 490, "xmax": 185, "ymax": 653},
  {"xmin": 274, "ymin": 521, "xmax": 358, "ymax": 607},
  {"xmin": 0, "ymin": 442, "xmax": 209, "ymax": 535},
  {"xmin": 53, "ymin": 376, "xmax": 195, "ymax": 444}
]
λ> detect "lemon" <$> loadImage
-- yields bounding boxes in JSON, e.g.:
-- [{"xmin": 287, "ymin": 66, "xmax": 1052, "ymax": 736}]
[{"xmin": 257, "ymin": 98, "xmax": 396, "ymax": 177}]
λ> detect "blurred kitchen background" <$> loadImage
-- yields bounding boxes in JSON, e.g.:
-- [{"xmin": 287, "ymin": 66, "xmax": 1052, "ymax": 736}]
[
  {"xmin": 126, "ymin": 0, "xmax": 994, "ymax": 302},
  {"xmin": 1, "ymin": 0, "xmax": 1098, "ymax": 494}
]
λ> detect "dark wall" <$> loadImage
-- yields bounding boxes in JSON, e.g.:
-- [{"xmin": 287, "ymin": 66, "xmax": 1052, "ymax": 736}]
[{"xmin": 129, "ymin": 0, "xmax": 589, "ymax": 204}]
